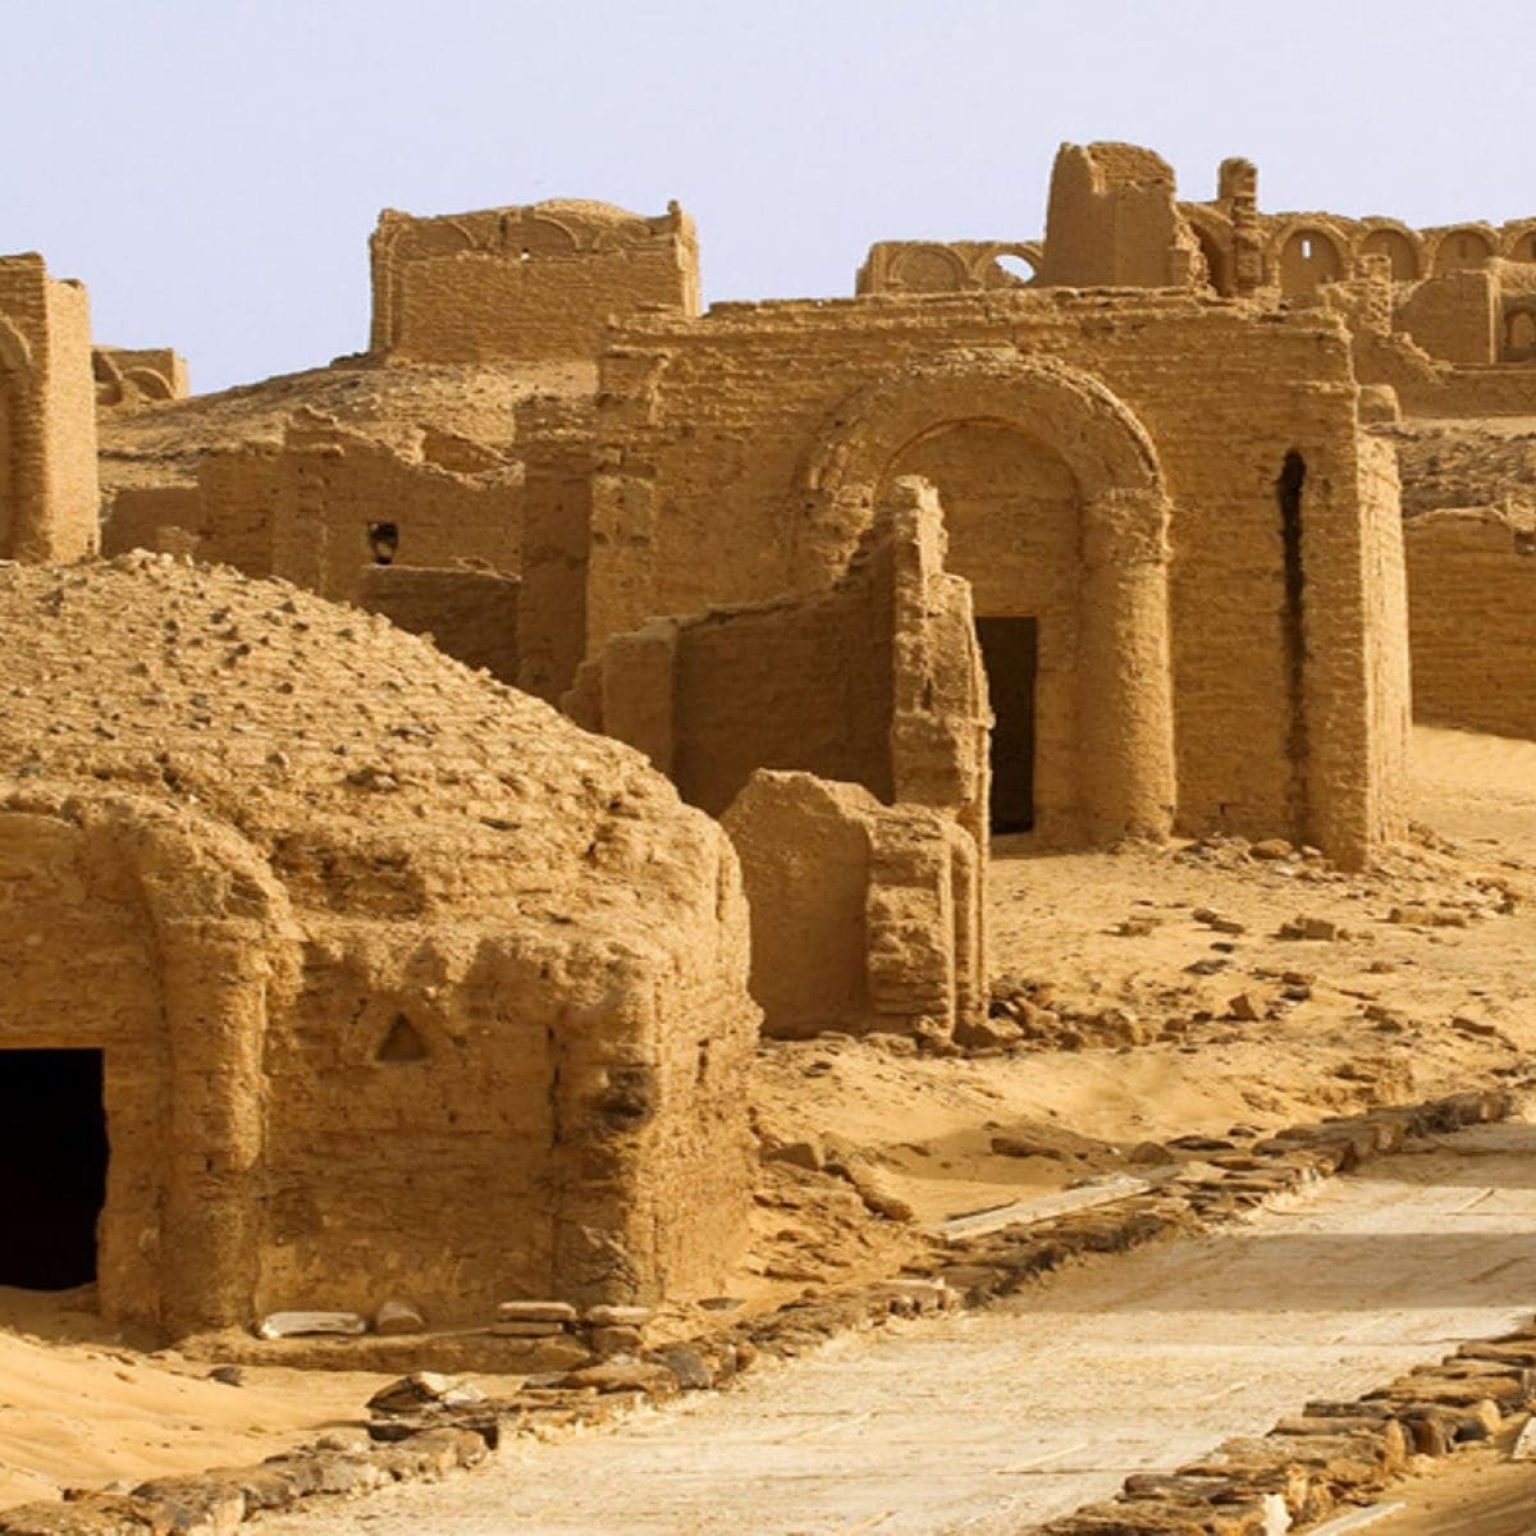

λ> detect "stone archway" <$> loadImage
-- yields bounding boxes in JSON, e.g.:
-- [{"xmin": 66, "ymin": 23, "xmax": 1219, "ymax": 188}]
[
  {"xmin": 797, "ymin": 354, "xmax": 1176, "ymax": 844},
  {"xmin": 0, "ymin": 788, "xmax": 295, "ymax": 1335}
]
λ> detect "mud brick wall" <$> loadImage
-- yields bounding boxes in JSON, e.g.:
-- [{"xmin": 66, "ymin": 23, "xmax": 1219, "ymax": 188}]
[
  {"xmin": 371, "ymin": 201, "xmax": 699, "ymax": 364},
  {"xmin": 1407, "ymin": 507, "xmax": 1536, "ymax": 740},
  {"xmin": 356, "ymin": 565, "xmax": 520, "ymax": 684},
  {"xmin": 0, "ymin": 253, "xmax": 98, "ymax": 563},
  {"xmin": 590, "ymin": 288, "xmax": 1407, "ymax": 864}
]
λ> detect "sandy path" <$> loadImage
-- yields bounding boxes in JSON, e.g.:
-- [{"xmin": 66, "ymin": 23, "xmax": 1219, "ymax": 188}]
[{"xmin": 257, "ymin": 1121, "xmax": 1536, "ymax": 1536}]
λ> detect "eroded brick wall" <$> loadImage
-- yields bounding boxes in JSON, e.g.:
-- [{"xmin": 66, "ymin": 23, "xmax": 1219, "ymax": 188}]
[
  {"xmin": 0, "ymin": 253, "xmax": 98, "ymax": 563},
  {"xmin": 1407, "ymin": 507, "xmax": 1536, "ymax": 740},
  {"xmin": 371, "ymin": 200, "xmax": 699, "ymax": 364}
]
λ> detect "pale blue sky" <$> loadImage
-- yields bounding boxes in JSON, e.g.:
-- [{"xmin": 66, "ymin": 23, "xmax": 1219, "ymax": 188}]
[{"xmin": 3, "ymin": 0, "xmax": 1527, "ymax": 391}]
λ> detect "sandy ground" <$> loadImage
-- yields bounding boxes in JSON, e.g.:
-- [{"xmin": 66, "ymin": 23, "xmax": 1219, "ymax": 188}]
[
  {"xmin": 1366, "ymin": 1450, "xmax": 1536, "ymax": 1535},
  {"xmin": 745, "ymin": 726, "xmax": 1536, "ymax": 1275},
  {"xmin": 254, "ymin": 1121, "xmax": 1536, "ymax": 1536},
  {"xmin": 0, "ymin": 1288, "xmax": 394, "ymax": 1508},
  {"xmin": 4, "ymin": 725, "xmax": 1535, "ymax": 1511}
]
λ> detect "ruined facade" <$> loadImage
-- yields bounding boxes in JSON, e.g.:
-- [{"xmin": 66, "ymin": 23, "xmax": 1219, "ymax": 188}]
[
  {"xmin": 93, "ymin": 345, "xmax": 189, "ymax": 411},
  {"xmin": 587, "ymin": 292, "xmax": 1408, "ymax": 866},
  {"xmin": 0, "ymin": 254, "xmax": 98, "ymax": 563},
  {"xmin": 102, "ymin": 410, "xmax": 526, "ymax": 680},
  {"xmin": 0, "ymin": 558, "xmax": 757, "ymax": 1336},
  {"xmin": 370, "ymin": 199, "xmax": 700, "ymax": 364}
]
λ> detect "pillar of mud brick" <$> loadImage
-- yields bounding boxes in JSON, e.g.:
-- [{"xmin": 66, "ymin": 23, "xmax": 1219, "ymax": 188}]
[{"xmin": 0, "ymin": 253, "xmax": 98, "ymax": 563}]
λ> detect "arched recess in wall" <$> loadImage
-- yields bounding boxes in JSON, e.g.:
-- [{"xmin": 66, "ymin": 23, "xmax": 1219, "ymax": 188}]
[
  {"xmin": 1275, "ymin": 226, "xmax": 1346, "ymax": 298},
  {"xmin": 0, "ymin": 790, "xmax": 291, "ymax": 1336},
  {"xmin": 1432, "ymin": 227, "xmax": 1496, "ymax": 274},
  {"xmin": 1359, "ymin": 225, "xmax": 1422, "ymax": 281},
  {"xmin": 797, "ymin": 356, "xmax": 1176, "ymax": 843},
  {"xmin": 375, "ymin": 220, "xmax": 478, "ymax": 353},
  {"xmin": 887, "ymin": 244, "xmax": 970, "ymax": 293},
  {"xmin": 1183, "ymin": 207, "xmax": 1235, "ymax": 297},
  {"xmin": 1505, "ymin": 305, "xmax": 1536, "ymax": 360},
  {"xmin": 1504, "ymin": 226, "xmax": 1536, "ymax": 263},
  {"xmin": 0, "ymin": 318, "xmax": 33, "ymax": 555}
]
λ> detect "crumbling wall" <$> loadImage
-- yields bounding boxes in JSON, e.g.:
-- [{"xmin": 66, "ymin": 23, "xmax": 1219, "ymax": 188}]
[
  {"xmin": 515, "ymin": 396, "xmax": 595, "ymax": 701},
  {"xmin": 370, "ymin": 199, "xmax": 700, "ymax": 364},
  {"xmin": 1407, "ymin": 507, "xmax": 1536, "ymax": 740},
  {"xmin": 1039, "ymin": 142, "xmax": 1198, "ymax": 289},
  {"xmin": 722, "ymin": 772, "xmax": 984, "ymax": 1041},
  {"xmin": 567, "ymin": 476, "xmax": 989, "ymax": 830},
  {"xmin": 93, "ymin": 345, "xmax": 189, "ymax": 410},
  {"xmin": 102, "ymin": 411, "xmax": 523, "ymax": 607},
  {"xmin": 355, "ymin": 565, "xmax": 520, "ymax": 683},
  {"xmin": 0, "ymin": 253, "xmax": 98, "ymax": 563}
]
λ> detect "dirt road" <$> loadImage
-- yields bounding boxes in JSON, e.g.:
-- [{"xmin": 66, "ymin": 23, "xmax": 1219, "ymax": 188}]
[{"xmin": 258, "ymin": 1120, "xmax": 1536, "ymax": 1536}]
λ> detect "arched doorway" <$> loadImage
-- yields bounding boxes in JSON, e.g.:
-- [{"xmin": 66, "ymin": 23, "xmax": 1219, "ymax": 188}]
[
  {"xmin": 883, "ymin": 422, "xmax": 1077, "ymax": 836},
  {"xmin": 0, "ymin": 795, "xmax": 280, "ymax": 1334},
  {"xmin": 797, "ymin": 357, "xmax": 1176, "ymax": 846}
]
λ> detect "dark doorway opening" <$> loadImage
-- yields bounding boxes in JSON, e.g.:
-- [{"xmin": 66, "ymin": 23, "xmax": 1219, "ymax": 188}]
[
  {"xmin": 976, "ymin": 617, "xmax": 1038, "ymax": 834},
  {"xmin": 0, "ymin": 1050, "xmax": 107, "ymax": 1290}
]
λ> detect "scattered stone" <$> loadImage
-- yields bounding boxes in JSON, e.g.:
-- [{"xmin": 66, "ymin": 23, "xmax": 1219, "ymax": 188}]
[
  {"xmin": 955, "ymin": 1014, "xmax": 1024, "ymax": 1049},
  {"xmin": 373, "ymin": 1298, "xmax": 426, "ymax": 1336},
  {"xmin": 1249, "ymin": 838, "xmax": 1294, "ymax": 860},
  {"xmin": 989, "ymin": 1135, "xmax": 1066, "ymax": 1160},
  {"xmin": 1227, "ymin": 992, "xmax": 1265, "ymax": 1023},
  {"xmin": 367, "ymin": 1372, "xmax": 485, "ymax": 1414},
  {"xmin": 255, "ymin": 1310, "xmax": 367, "ymax": 1340},
  {"xmin": 651, "ymin": 1344, "xmax": 713, "ymax": 1390},
  {"xmin": 496, "ymin": 1300, "xmax": 578, "ymax": 1325},
  {"xmin": 762, "ymin": 1135, "xmax": 826, "ymax": 1171},
  {"xmin": 585, "ymin": 1304, "xmax": 653, "ymax": 1329},
  {"xmin": 1279, "ymin": 914, "xmax": 1343, "ymax": 942},
  {"xmin": 556, "ymin": 1359, "xmax": 681, "ymax": 1398},
  {"xmin": 206, "ymin": 1364, "xmax": 245, "ymax": 1387}
]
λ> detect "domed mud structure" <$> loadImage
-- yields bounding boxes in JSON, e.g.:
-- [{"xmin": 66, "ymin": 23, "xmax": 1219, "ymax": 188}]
[{"xmin": 0, "ymin": 554, "xmax": 757, "ymax": 1337}]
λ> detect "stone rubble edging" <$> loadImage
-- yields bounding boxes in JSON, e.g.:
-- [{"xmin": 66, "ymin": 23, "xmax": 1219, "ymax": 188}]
[
  {"xmin": 1033, "ymin": 1310, "xmax": 1536, "ymax": 1534},
  {"xmin": 0, "ymin": 1086, "xmax": 1519, "ymax": 1536}
]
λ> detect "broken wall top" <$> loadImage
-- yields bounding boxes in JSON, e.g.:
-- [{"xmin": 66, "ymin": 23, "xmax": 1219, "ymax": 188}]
[{"xmin": 370, "ymin": 197, "xmax": 701, "ymax": 364}]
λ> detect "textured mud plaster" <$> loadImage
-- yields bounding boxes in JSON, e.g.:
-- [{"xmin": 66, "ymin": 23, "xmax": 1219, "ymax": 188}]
[
  {"xmin": 0, "ymin": 253, "xmax": 98, "ymax": 562},
  {"xmin": 1407, "ymin": 506, "xmax": 1536, "ymax": 740},
  {"xmin": 723, "ymin": 771, "xmax": 985, "ymax": 1041},
  {"xmin": 370, "ymin": 199, "xmax": 699, "ymax": 364},
  {"xmin": 0, "ymin": 556, "xmax": 757, "ymax": 1338}
]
